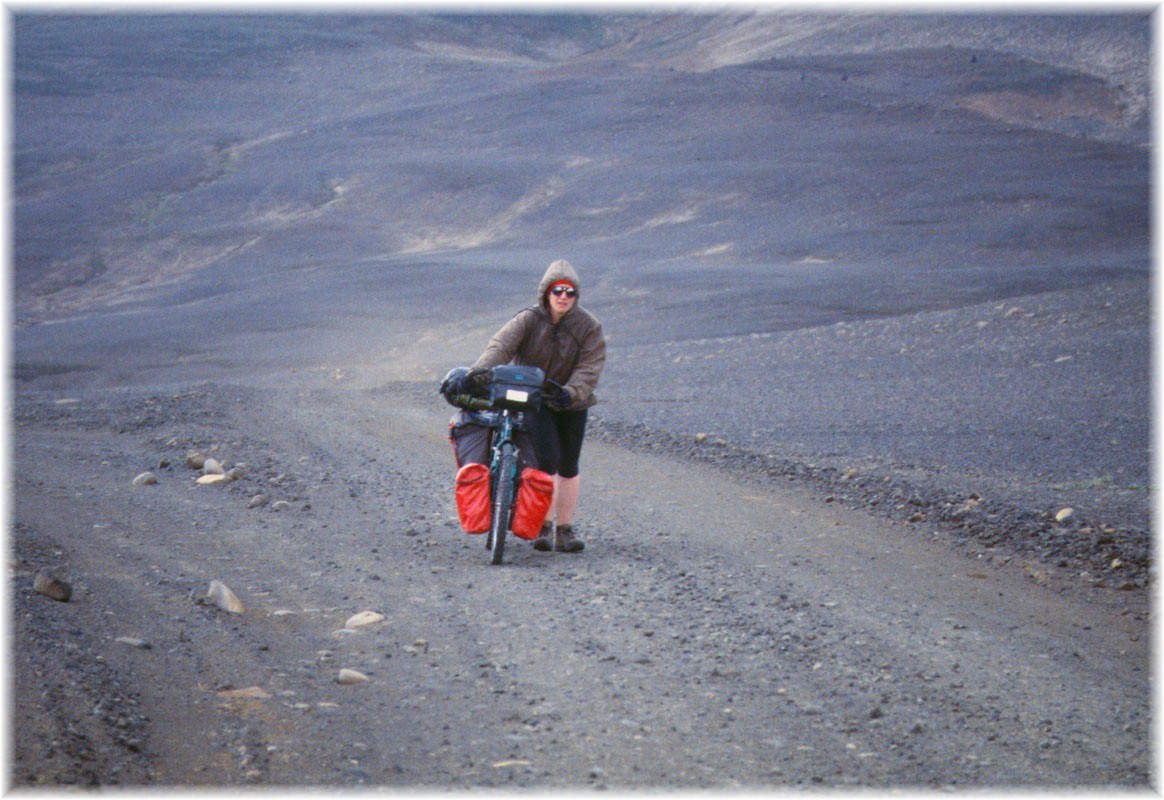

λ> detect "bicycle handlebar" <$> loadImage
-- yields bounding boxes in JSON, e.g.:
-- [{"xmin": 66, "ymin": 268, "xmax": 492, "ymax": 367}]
[{"xmin": 442, "ymin": 370, "xmax": 564, "ymax": 412}]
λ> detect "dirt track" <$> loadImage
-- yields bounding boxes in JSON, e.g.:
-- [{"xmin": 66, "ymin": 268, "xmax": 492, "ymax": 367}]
[{"xmin": 11, "ymin": 375, "xmax": 1151, "ymax": 788}]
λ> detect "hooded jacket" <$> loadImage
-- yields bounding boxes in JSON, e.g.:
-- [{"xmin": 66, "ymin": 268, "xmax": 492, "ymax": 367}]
[{"xmin": 473, "ymin": 259, "xmax": 606, "ymax": 410}]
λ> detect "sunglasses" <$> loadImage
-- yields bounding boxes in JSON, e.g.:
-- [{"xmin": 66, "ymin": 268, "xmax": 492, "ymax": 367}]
[{"xmin": 550, "ymin": 286, "xmax": 577, "ymax": 298}]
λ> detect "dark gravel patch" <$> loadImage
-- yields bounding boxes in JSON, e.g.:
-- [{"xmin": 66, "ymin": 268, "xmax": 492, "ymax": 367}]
[{"xmin": 11, "ymin": 523, "xmax": 156, "ymax": 786}]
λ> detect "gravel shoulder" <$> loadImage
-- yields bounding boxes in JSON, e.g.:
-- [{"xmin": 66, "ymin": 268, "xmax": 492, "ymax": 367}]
[{"xmin": 10, "ymin": 374, "xmax": 1151, "ymax": 788}]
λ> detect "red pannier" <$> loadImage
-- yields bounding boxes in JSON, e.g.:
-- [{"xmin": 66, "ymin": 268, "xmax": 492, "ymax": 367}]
[
  {"xmin": 455, "ymin": 463, "xmax": 491, "ymax": 534},
  {"xmin": 511, "ymin": 468, "xmax": 554, "ymax": 540}
]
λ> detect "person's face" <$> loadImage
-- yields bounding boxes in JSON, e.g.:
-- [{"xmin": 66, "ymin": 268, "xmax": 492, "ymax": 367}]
[{"xmin": 548, "ymin": 284, "xmax": 577, "ymax": 318}]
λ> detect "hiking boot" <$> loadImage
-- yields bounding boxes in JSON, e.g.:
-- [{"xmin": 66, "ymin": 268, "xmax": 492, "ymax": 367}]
[
  {"xmin": 531, "ymin": 524, "xmax": 585, "ymax": 552},
  {"xmin": 553, "ymin": 525, "xmax": 585, "ymax": 553},
  {"xmin": 532, "ymin": 523, "xmax": 554, "ymax": 551}
]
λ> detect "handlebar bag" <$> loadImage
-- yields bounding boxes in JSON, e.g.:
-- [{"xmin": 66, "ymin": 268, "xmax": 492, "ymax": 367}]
[
  {"xmin": 488, "ymin": 365, "xmax": 545, "ymax": 412},
  {"xmin": 511, "ymin": 467, "xmax": 554, "ymax": 540},
  {"xmin": 454, "ymin": 463, "xmax": 491, "ymax": 534}
]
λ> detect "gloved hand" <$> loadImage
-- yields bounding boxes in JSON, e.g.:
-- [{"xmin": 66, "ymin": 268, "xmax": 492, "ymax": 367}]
[
  {"xmin": 439, "ymin": 367, "xmax": 471, "ymax": 398},
  {"xmin": 440, "ymin": 367, "xmax": 492, "ymax": 398},
  {"xmin": 546, "ymin": 385, "xmax": 572, "ymax": 411},
  {"xmin": 466, "ymin": 367, "xmax": 491, "ymax": 393}
]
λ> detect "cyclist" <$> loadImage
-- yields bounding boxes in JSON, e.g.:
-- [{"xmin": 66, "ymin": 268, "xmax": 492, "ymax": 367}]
[{"xmin": 445, "ymin": 259, "xmax": 606, "ymax": 552}]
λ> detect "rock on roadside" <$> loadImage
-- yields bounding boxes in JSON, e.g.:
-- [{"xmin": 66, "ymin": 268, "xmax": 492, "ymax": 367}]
[
  {"xmin": 115, "ymin": 636, "xmax": 151, "ymax": 649},
  {"xmin": 337, "ymin": 668, "xmax": 370, "ymax": 685},
  {"xmin": 196, "ymin": 474, "xmax": 232, "ymax": 486},
  {"xmin": 33, "ymin": 567, "xmax": 72, "ymax": 602},
  {"xmin": 207, "ymin": 580, "xmax": 244, "ymax": 614},
  {"xmin": 132, "ymin": 472, "xmax": 158, "ymax": 487},
  {"xmin": 345, "ymin": 611, "xmax": 385, "ymax": 629}
]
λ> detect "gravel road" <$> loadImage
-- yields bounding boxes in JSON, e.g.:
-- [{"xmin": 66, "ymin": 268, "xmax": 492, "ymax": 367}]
[{"xmin": 11, "ymin": 370, "xmax": 1151, "ymax": 788}]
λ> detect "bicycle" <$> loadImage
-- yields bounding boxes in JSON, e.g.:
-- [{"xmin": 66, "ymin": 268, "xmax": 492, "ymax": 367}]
[{"xmin": 443, "ymin": 365, "xmax": 548, "ymax": 565}]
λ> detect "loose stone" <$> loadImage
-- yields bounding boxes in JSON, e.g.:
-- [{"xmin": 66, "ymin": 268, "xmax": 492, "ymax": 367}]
[
  {"xmin": 115, "ymin": 637, "xmax": 151, "ymax": 649},
  {"xmin": 34, "ymin": 567, "xmax": 72, "ymax": 602},
  {"xmin": 207, "ymin": 580, "xmax": 245, "ymax": 614},
  {"xmin": 186, "ymin": 451, "xmax": 206, "ymax": 470},
  {"xmin": 197, "ymin": 474, "xmax": 231, "ymax": 486},
  {"xmin": 202, "ymin": 458, "xmax": 226, "ymax": 475},
  {"xmin": 337, "ymin": 668, "xmax": 370, "ymax": 685},
  {"xmin": 345, "ymin": 611, "xmax": 385, "ymax": 628},
  {"xmin": 248, "ymin": 494, "xmax": 269, "ymax": 509},
  {"xmin": 132, "ymin": 472, "xmax": 158, "ymax": 486},
  {"xmin": 1055, "ymin": 508, "xmax": 1075, "ymax": 524}
]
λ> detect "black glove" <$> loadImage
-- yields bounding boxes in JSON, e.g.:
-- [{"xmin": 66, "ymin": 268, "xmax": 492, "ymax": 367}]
[
  {"xmin": 546, "ymin": 385, "xmax": 572, "ymax": 411},
  {"xmin": 439, "ymin": 367, "xmax": 471, "ymax": 398},
  {"xmin": 466, "ymin": 367, "xmax": 491, "ymax": 393},
  {"xmin": 440, "ymin": 367, "xmax": 491, "ymax": 397}
]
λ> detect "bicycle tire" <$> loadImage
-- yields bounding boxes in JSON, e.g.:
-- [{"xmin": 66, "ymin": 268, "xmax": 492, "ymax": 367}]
[{"xmin": 489, "ymin": 446, "xmax": 518, "ymax": 565}]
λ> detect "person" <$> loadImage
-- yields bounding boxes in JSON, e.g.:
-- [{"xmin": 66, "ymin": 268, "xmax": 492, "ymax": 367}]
[{"xmin": 445, "ymin": 259, "xmax": 606, "ymax": 552}]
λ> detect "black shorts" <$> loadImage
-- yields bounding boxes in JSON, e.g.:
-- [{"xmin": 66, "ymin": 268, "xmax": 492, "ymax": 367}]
[{"xmin": 530, "ymin": 407, "xmax": 589, "ymax": 479}]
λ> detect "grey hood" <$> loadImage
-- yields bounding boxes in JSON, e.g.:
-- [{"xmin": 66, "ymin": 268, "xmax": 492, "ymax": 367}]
[{"xmin": 537, "ymin": 259, "xmax": 581, "ymax": 310}]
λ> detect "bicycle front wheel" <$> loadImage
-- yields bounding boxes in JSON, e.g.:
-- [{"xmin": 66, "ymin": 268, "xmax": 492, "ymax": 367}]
[{"xmin": 489, "ymin": 447, "xmax": 518, "ymax": 565}]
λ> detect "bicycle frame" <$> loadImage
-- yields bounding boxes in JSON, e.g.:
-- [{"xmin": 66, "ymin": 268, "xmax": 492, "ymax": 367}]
[
  {"xmin": 486, "ymin": 410, "xmax": 521, "ymax": 543},
  {"xmin": 490, "ymin": 413, "xmax": 522, "ymax": 481}
]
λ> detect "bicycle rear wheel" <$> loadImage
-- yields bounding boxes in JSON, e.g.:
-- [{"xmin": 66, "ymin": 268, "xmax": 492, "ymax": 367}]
[{"xmin": 489, "ymin": 446, "xmax": 517, "ymax": 565}]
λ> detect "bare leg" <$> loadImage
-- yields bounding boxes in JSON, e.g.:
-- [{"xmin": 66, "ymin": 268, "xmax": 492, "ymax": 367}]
[{"xmin": 552, "ymin": 475, "xmax": 582, "ymax": 527}]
